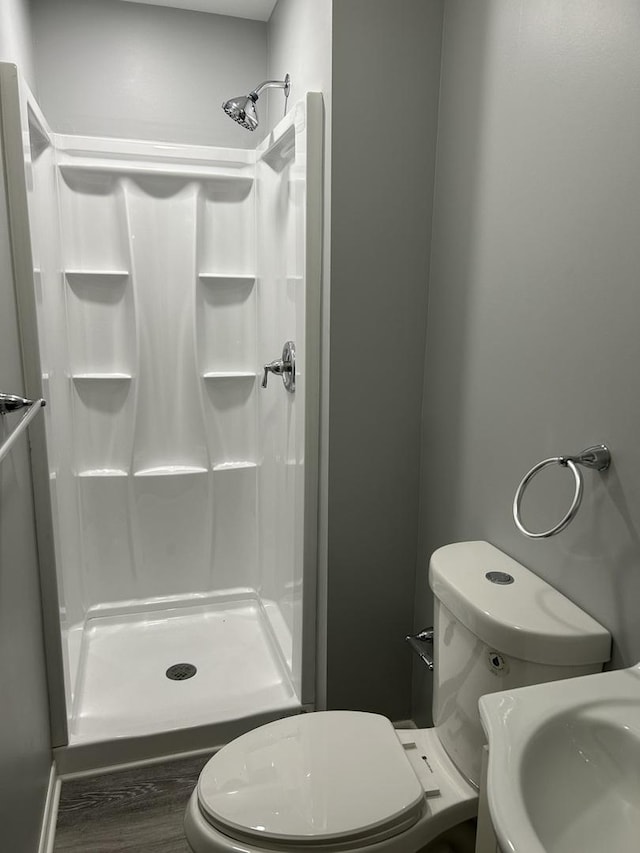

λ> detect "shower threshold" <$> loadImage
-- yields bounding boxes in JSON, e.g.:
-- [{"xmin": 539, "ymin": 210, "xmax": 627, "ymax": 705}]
[{"xmin": 68, "ymin": 593, "xmax": 299, "ymax": 749}]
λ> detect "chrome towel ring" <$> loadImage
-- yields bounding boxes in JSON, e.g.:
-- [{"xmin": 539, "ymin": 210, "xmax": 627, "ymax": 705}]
[{"xmin": 513, "ymin": 444, "xmax": 610, "ymax": 539}]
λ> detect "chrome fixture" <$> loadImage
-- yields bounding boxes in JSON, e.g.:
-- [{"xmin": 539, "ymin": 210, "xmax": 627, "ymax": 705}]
[
  {"xmin": 262, "ymin": 341, "xmax": 295, "ymax": 393},
  {"xmin": 222, "ymin": 74, "xmax": 291, "ymax": 132},
  {"xmin": 406, "ymin": 628, "xmax": 434, "ymax": 671},
  {"xmin": 0, "ymin": 392, "xmax": 36, "ymax": 414},
  {"xmin": 513, "ymin": 444, "xmax": 611, "ymax": 539},
  {"xmin": 486, "ymin": 571, "xmax": 514, "ymax": 585},
  {"xmin": 0, "ymin": 393, "xmax": 46, "ymax": 465}
]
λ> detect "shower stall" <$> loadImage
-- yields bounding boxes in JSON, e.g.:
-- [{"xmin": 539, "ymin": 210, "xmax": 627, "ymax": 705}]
[{"xmin": 0, "ymin": 64, "xmax": 321, "ymax": 768}]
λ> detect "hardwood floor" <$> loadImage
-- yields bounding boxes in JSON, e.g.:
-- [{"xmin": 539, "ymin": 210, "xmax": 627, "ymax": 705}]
[{"xmin": 54, "ymin": 753, "xmax": 213, "ymax": 853}]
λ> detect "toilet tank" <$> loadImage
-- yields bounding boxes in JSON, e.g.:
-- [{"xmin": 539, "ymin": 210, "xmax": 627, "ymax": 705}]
[{"xmin": 429, "ymin": 541, "xmax": 611, "ymax": 788}]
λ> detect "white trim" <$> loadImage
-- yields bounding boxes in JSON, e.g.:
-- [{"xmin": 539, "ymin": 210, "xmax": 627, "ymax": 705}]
[
  {"xmin": 37, "ymin": 763, "xmax": 60, "ymax": 853},
  {"xmin": 53, "ymin": 132, "xmax": 256, "ymax": 165},
  {"xmin": 58, "ymin": 744, "xmax": 218, "ymax": 782}
]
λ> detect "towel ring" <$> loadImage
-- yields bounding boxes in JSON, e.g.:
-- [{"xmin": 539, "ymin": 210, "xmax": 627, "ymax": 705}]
[{"xmin": 513, "ymin": 444, "xmax": 610, "ymax": 539}]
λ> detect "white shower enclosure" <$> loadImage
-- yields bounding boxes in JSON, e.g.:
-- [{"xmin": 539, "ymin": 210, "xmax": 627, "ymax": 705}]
[{"xmin": 0, "ymin": 64, "xmax": 321, "ymax": 763}]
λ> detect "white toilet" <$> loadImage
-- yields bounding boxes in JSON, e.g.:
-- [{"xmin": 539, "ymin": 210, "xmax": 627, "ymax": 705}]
[{"xmin": 184, "ymin": 541, "xmax": 611, "ymax": 853}]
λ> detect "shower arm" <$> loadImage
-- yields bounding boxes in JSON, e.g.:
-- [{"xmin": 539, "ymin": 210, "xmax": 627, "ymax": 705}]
[{"xmin": 250, "ymin": 74, "xmax": 291, "ymax": 100}]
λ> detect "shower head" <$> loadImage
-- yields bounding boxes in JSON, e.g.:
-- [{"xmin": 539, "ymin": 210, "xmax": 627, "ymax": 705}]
[
  {"xmin": 222, "ymin": 93, "xmax": 259, "ymax": 131},
  {"xmin": 222, "ymin": 74, "xmax": 290, "ymax": 132}
]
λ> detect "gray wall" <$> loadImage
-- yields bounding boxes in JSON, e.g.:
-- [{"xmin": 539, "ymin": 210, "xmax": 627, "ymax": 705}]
[
  {"xmin": 266, "ymin": 0, "xmax": 331, "ymax": 129},
  {"xmin": 0, "ymin": 74, "xmax": 52, "ymax": 853},
  {"xmin": 267, "ymin": 0, "xmax": 332, "ymax": 709},
  {"xmin": 329, "ymin": 0, "xmax": 443, "ymax": 719},
  {"xmin": 0, "ymin": 0, "xmax": 36, "ymax": 88},
  {"xmin": 31, "ymin": 0, "xmax": 267, "ymax": 147},
  {"xmin": 414, "ymin": 0, "xmax": 640, "ymax": 722}
]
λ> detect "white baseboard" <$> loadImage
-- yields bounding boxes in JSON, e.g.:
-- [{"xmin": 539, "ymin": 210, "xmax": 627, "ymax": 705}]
[{"xmin": 38, "ymin": 763, "xmax": 60, "ymax": 853}]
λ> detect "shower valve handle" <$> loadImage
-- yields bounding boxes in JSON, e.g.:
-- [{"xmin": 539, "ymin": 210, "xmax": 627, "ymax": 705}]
[
  {"xmin": 261, "ymin": 341, "xmax": 296, "ymax": 393},
  {"xmin": 262, "ymin": 359, "xmax": 286, "ymax": 386}
]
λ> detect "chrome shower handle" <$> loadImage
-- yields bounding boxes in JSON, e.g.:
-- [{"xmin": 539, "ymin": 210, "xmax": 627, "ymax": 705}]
[
  {"xmin": 261, "ymin": 341, "xmax": 295, "ymax": 393},
  {"xmin": 262, "ymin": 359, "xmax": 286, "ymax": 386}
]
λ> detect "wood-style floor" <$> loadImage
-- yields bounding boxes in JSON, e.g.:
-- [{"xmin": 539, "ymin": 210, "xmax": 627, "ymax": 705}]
[
  {"xmin": 53, "ymin": 748, "xmax": 478, "ymax": 853},
  {"xmin": 53, "ymin": 753, "xmax": 213, "ymax": 853}
]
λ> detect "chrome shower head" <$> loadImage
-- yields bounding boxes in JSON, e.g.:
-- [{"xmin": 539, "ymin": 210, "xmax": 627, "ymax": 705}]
[
  {"xmin": 222, "ymin": 74, "xmax": 290, "ymax": 132},
  {"xmin": 222, "ymin": 93, "xmax": 259, "ymax": 132}
]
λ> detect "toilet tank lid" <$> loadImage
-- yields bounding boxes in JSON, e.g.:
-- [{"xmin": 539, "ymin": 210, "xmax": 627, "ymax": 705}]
[{"xmin": 429, "ymin": 541, "xmax": 611, "ymax": 666}]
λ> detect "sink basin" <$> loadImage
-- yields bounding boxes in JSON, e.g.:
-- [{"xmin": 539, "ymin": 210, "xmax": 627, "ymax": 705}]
[{"xmin": 479, "ymin": 664, "xmax": 640, "ymax": 853}]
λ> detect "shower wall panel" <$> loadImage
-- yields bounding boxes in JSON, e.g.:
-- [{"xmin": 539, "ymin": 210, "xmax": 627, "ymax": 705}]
[{"xmin": 53, "ymin": 141, "xmax": 259, "ymax": 614}]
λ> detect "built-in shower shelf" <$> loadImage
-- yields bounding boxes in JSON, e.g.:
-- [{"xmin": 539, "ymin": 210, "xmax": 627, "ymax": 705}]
[
  {"xmin": 65, "ymin": 270, "xmax": 129, "ymax": 280},
  {"xmin": 213, "ymin": 461, "xmax": 258, "ymax": 471},
  {"xmin": 133, "ymin": 465, "xmax": 208, "ymax": 478},
  {"xmin": 77, "ymin": 469, "xmax": 128, "ymax": 478},
  {"xmin": 202, "ymin": 372, "xmax": 256, "ymax": 380},
  {"xmin": 60, "ymin": 162, "xmax": 255, "ymax": 184},
  {"xmin": 71, "ymin": 373, "xmax": 133, "ymax": 381},
  {"xmin": 198, "ymin": 274, "xmax": 255, "ymax": 285}
]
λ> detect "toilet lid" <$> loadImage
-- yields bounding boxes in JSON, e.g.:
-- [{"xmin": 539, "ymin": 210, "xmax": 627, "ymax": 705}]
[{"xmin": 197, "ymin": 711, "xmax": 425, "ymax": 847}]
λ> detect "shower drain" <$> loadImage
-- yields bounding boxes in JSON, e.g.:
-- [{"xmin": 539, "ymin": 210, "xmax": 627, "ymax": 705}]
[{"xmin": 166, "ymin": 663, "xmax": 197, "ymax": 681}]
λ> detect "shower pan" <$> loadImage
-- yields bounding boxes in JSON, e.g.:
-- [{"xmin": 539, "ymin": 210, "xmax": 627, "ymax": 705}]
[{"xmin": 0, "ymin": 63, "xmax": 321, "ymax": 770}]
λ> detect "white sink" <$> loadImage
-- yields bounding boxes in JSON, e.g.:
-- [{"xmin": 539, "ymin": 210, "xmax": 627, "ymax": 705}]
[{"xmin": 479, "ymin": 664, "xmax": 640, "ymax": 853}]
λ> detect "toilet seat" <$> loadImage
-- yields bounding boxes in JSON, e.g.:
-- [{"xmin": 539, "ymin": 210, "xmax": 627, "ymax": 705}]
[
  {"xmin": 186, "ymin": 713, "xmax": 479, "ymax": 853},
  {"xmin": 196, "ymin": 712, "xmax": 426, "ymax": 849}
]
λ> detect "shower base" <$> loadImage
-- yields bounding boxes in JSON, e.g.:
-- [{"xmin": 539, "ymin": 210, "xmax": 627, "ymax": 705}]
[{"xmin": 67, "ymin": 593, "xmax": 299, "ymax": 750}]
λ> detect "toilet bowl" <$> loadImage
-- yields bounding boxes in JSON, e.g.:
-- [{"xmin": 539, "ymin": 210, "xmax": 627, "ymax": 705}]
[{"xmin": 184, "ymin": 541, "xmax": 611, "ymax": 853}]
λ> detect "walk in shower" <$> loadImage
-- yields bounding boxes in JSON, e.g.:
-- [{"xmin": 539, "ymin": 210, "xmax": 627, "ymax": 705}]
[{"xmin": 0, "ymin": 64, "xmax": 321, "ymax": 765}]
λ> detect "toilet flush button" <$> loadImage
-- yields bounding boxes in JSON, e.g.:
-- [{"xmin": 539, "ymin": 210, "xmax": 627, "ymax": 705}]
[{"xmin": 485, "ymin": 571, "xmax": 514, "ymax": 585}]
